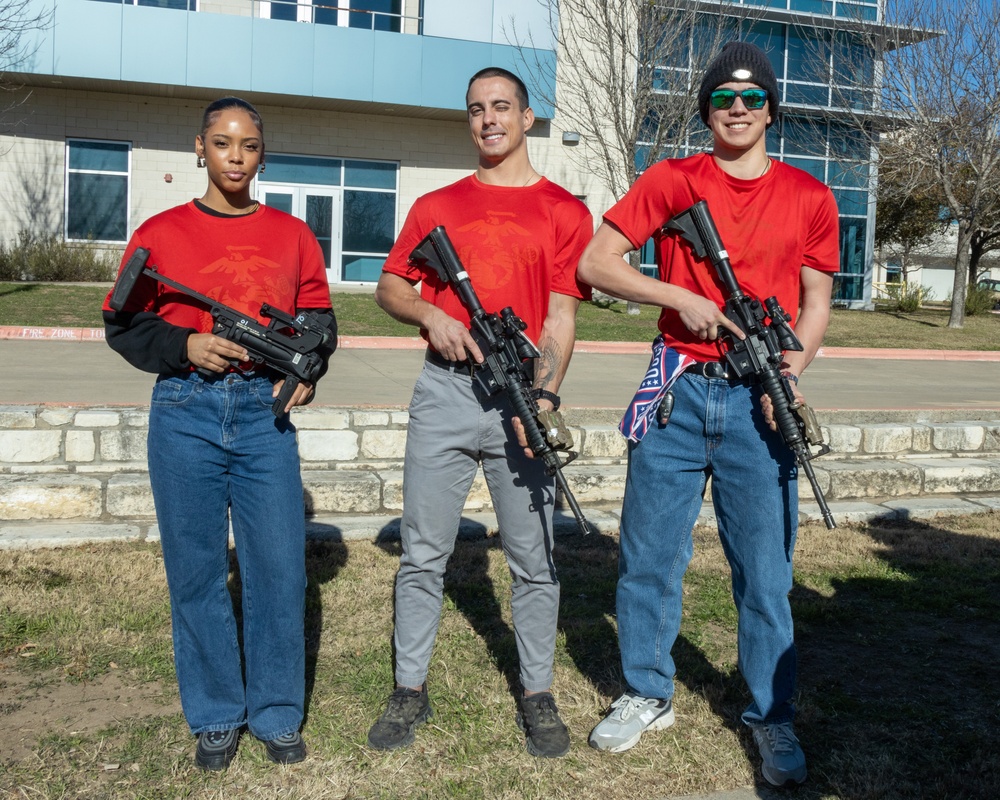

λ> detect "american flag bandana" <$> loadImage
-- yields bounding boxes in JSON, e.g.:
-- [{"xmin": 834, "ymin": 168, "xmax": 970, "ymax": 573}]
[{"xmin": 619, "ymin": 336, "xmax": 695, "ymax": 443}]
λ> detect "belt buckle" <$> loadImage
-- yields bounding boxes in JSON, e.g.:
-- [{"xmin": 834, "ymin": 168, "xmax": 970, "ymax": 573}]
[{"xmin": 704, "ymin": 361, "xmax": 729, "ymax": 379}]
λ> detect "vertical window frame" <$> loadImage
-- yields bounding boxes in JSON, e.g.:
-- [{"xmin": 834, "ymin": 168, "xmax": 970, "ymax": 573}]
[{"xmin": 64, "ymin": 137, "xmax": 132, "ymax": 245}]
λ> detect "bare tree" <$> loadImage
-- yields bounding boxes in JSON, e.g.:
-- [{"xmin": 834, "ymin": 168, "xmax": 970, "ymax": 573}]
[
  {"xmin": 0, "ymin": 0, "xmax": 51, "ymax": 85},
  {"xmin": 833, "ymin": 0, "xmax": 1000, "ymax": 327},
  {"xmin": 508, "ymin": 1, "xmax": 756, "ymax": 311}
]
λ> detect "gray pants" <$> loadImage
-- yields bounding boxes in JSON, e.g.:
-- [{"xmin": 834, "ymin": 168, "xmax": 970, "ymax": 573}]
[{"xmin": 393, "ymin": 360, "xmax": 560, "ymax": 692}]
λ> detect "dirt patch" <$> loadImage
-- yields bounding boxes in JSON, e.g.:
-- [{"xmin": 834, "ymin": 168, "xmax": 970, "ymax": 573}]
[{"xmin": 0, "ymin": 659, "xmax": 180, "ymax": 763}]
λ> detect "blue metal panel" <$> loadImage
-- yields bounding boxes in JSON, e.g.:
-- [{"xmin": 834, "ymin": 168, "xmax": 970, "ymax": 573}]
[
  {"xmin": 313, "ymin": 23, "xmax": 375, "ymax": 101},
  {"xmin": 15, "ymin": 0, "xmax": 55, "ymax": 75},
  {"xmin": 53, "ymin": 0, "xmax": 123, "ymax": 80},
  {"xmin": 122, "ymin": 5, "xmax": 188, "ymax": 85},
  {"xmin": 24, "ymin": 0, "xmax": 558, "ymax": 114},
  {"xmin": 489, "ymin": 43, "xmax": 555, "ymax": 119},
  {"xmin": 250, "ymin": 16, "xmax": 316, "ymax": 96},
  {"xmin": 420, "ymin": 36, "xmax": 492, "ymax": 112},
  {"xmin": 187, "ymin": 12, "xmax": 253, "ymax": 92},
  {"xmin": 372, "ymin": 29, "xmax": 422, "ymax": 105}
]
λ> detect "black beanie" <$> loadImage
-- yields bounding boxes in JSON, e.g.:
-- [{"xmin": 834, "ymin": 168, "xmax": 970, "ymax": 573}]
[{"xmin": 697, "ymin": 41, "xmax": 779, "ymax": 128}]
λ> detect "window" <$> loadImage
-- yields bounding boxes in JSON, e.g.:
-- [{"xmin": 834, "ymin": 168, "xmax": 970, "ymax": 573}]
[
  {"xmin": 258, "ymin": 154, "xmax": 398, "ymax": 284},
  {"xmin": 65, "ymin": 139, "xmax": 130, "ymax": 243},
  {"xmin": 90, "ymin": 0, "xmax": 197, "ymax": 9},
  {"xmin": 265, "ymin": 0, "xmax": 401, "ymax": 30}
]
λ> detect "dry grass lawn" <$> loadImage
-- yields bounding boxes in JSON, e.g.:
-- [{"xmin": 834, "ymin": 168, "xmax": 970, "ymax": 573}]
[{"xmin": 2, "ymin": 512, "xmax": 999, "ymax": 799}]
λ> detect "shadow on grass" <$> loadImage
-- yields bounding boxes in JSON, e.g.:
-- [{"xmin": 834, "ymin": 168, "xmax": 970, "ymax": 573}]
[{"xmin": 791, "ymin": 515, "xmax": 1000, "ymax": 799}]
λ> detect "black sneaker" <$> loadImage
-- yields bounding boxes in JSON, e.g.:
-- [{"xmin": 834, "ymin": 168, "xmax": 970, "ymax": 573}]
[
  {"xmin": 195, "ymin": 728, "xmax": 240, "ymax": 771},
  {"xmin": 264, "ymin": 731, "xmax": 307, "ymax": 764},
  {"xmin": 367, "ymin": 685, "xmax": 433, "ymax": 750},
  {"xmin": 517, "ymin": 692, "xmax": 570, "ymax": 758}
]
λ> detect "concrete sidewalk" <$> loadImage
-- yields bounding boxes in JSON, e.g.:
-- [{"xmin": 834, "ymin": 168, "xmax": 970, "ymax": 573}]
[{"xmin": 2, "ymin": 335, "xmax": 1000, "ymax": 412}]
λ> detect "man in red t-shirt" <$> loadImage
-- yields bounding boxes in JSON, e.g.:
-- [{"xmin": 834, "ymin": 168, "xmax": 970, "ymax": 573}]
[
  {"xmin": 578, "ymin": 43, "xmax": 839, "ymax": 787},
  {"xmin": 366, "ymin": 67, "xmax": 592, "ymax": 758}
]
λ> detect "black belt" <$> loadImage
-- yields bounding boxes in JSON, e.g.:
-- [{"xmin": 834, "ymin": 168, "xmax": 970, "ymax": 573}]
[
  {"xmin": 425, "ymin": 349, "xmax": 473, "ymax": 372},
  {"xmin": 684, "ymin": 360, "xmax": 732, "ymax": 379}
]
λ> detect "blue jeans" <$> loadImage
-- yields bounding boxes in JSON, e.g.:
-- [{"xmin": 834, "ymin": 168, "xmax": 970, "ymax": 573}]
[
  {"xmin": 617, "ymin": 372, "xmax": 799, "ymax": 725},
  {"xmin": 147, "ymin": 371, "xmax": 306, "ymax": 740}
]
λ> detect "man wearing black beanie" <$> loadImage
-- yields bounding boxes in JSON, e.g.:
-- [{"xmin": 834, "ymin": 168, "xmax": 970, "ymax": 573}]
[{"xmin": 577, "ymin": 41, "xmax": 840, "ymax": 788}]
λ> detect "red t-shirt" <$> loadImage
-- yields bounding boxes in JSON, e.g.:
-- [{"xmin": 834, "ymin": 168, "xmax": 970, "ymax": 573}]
[
  {"xmin": 605, "ymin": 153, "xmax": 840, "ymax": 361},
  {"xmin": 103, "ymin": 201, "xmax": 330, "ymax": 329},
  {"xmin": 382, "ymin": 174, "xmax": 592, "ymax": 343}
]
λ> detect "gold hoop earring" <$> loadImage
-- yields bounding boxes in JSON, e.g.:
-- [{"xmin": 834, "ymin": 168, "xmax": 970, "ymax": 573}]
[{"xmin": 197, "ymin": 155, "xmax": 206, "ymax": 168}]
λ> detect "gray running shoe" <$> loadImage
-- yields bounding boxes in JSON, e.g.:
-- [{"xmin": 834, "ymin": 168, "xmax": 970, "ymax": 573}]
[
  {"xmin": 750, "ymin": 721, "xmax": 807, "ymax": 787},
  {"xmin": 367, "ymin": 685, "xmax": 433, "ymax": 750},
  {"xmin": 588, "ymin": 692, "xmax": 674, "ymax": 753}
]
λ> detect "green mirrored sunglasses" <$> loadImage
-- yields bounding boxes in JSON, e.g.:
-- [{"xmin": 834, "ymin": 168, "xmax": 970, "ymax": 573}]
[{"xmin": 709, "ymin": 89, "xmax": 768, "ymax": 110}]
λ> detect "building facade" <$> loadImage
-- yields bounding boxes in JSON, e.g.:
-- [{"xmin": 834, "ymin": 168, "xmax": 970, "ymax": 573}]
[
  {"xmin": 2, "ymin": 0, "xmax": 608, "ymax": 286},
  {"xmin": 3, "ymin": 0, "xmax": 881, "ymax": 303}
]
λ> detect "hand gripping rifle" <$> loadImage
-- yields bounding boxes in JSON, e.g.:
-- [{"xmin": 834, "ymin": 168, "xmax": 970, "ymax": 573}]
[
  {"xmin": 409, "ymin": 226, "xmax": 595, "ymax": 536},
  {"xmin": 664, "ymin": 200, "xmax": 836, "ymax": 529},
  {"xmin": 109, "ymin": 247, "xmax": 336, "ymax": 418}
]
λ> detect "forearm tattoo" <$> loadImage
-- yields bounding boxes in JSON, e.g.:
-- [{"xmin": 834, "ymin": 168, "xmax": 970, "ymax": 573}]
[{"xmin": 534, "ymin": 337, "xmax": 563, "ymax": 390}]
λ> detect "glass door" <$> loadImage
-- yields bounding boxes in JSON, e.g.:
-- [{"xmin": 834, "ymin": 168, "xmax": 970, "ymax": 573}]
[{"xmin": 259, "ymin": 186, "xmax": 341, "ymax": 282}]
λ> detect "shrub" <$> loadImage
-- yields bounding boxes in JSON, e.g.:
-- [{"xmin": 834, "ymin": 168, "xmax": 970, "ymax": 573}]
[
  {"xmin": 882, "ymin": 282, "xmax": 933, "ymax": 312},
  {"xmin": 0, "ymin": 233, "xmax": 121, "ymax": 282},
  {"xmin": 964, "ymin": 283, "xmax": 998, "ymax": 316}
]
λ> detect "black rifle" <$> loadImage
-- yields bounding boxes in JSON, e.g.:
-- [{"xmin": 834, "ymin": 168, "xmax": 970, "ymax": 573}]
[
  {"xmin": 664, "ymin": 200, "xmax": 836, "ymax": 529},
  {"xmin": 109, "ymin": 247, "xmax": 336, "ymax": 418},
  {"xmin": 409, "ymin": 226, "xmax": 595, "ymax": 536}
]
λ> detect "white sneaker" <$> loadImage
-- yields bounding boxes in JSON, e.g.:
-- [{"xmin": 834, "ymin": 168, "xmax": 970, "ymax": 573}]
[
  {"xmin": 588, "ymin": 692, "xmax": 675, "ymax": 753},
  {"xmin": 750, "ymin": 721, "xmax": 807, "ymax": 787}
]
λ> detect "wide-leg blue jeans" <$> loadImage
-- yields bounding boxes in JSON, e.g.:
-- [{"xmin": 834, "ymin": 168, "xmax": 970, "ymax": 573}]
[
  {"xmin": 617, "ymin": 372, "xmax": 799, "ymax": 725},
  {"xmin": 147, "ymin": 371, "xmax": 306, "ymax": 740}
]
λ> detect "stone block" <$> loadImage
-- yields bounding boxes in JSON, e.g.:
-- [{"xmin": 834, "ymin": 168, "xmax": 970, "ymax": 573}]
[
  {"xmin": 908, "ymin": 458, "xmax": 1000, "ymax": 494},
  {"xmin": 354, "ymin": 411, "xmax": 390, "ymax": 427},
  {"xmin": 861, "ymin": 424, "xmax": 912, "ymax": 455},
  {"xmin": 390, "ymin": 411, "xmax": 410, "ymax": 426},
  {"xmin": 106, "ymin": 474, "xmax": 156, "ymax": 517},
  {"xmin": 99, "ymin": 429, "xmax": 148, "ymax": 462},
  {"xmin": 65, "ymin": 430, "xmax": 96, "ymax": 462},
  {"xmin": 0, "ymin": 475, "xmax": 103, "ymax": 520},
  {"xmin": 295, "ymin": 409, "xmax": 350, "ymax": 430},
  {"xmin": 0, "ymin": 408, "xmax": 37, "ymax": 429},
  {"xmin": 40, "ymin": 408, "xmax": 76, "ymax": 427},
  {"xmin": 822, "ymin": 460, "xmax": 923, "ymax": 499},
  {"xmin": 580, "ymin": 426, "xmax": 627, "ymax": 459},
  {"xmin": 983, "ymin": 423, "xmax": 1000, "ymax": 452},
  {"xmin": 381, "ymin": 470, "xmax": 403, "ymax": 510},
  {"xmin": 562, "ymin": 465, "xmax": 627, "ymax": 504},
  {"xmin": 122, "ymin": 410, "xmax": 150, "ymax": 428},
  {"xmin": 75, "ymin": 410, "xmax": 121, "ymax": 427},
  {"xmin": 0, "ymin": 430, "xmax": 62, "ymax": 463},
  {"xmin": 823, "ymin": 425, "xmax": 861, "ymax": 455},
  {"xmin": 297, "ymin": 430, "xmax": 359, "ymax": 462},
  {"xmin": 302, "ymin": 470, "xmax": 382, "ymax": 514},
  {"xmin": 360, "ymin": 429, "xmax": 408, "ymax": 460},
  {"xmin": 911, "ymin": 425, "xmax": 933, "ymax": 452},
  {"xmin": 929, "ymin": 423, "xmax": 985, "ymax": 453}
]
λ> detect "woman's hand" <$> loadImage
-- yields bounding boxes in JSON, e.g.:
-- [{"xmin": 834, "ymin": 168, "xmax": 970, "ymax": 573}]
[{"xmin": 186, "ymin": 333, "xmax": 248, "ymax": 372}]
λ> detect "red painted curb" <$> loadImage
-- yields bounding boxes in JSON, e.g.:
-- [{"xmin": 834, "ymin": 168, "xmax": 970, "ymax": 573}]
[{"xmin": 2, "ymin": 326, "xmax": 998, "ymax": 361}]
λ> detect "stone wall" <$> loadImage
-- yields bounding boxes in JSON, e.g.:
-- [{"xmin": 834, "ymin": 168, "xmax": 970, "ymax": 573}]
[{"xmin": 1, "ymin": 405, "xmax": 999, "ymax": 523}]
